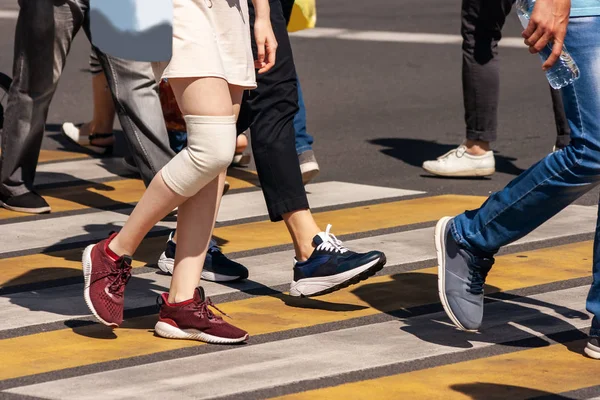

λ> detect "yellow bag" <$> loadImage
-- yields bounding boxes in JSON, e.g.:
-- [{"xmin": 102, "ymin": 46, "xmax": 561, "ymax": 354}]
[{"xmin": 287, "ymin": 0, "xmax": 317, "ymax": 32}]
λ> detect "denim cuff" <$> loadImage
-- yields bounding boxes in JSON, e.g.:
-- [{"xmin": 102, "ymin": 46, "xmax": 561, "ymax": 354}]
[
  {"xmin": 295, "ymin": 145, "xmax": 313, "ymax": 155},
  {"xmin": 450, "ymin": 217, "xmax": 497, "ymax": 259}
]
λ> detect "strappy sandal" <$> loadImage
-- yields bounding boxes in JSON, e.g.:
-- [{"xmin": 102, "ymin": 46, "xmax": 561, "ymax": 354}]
[{"xmin": 61, "ymin": 122, "xmax": 114, "ymax": 155}]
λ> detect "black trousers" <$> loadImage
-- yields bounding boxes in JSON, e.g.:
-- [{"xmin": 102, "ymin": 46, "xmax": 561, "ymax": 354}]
[
  {"xmin": 238, "ymin": 0, "xmax": 309, "ymax": 222},
  {"xmin": 461, "ymin": 0, "xmax": 571, "ymax": 146}
]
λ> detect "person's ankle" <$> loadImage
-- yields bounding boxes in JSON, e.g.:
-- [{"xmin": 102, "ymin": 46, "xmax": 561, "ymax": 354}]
[
  {"xmin": 107, "ymin": 236, "xmax": 130, "ymax": 259},
  {"xmin": 295, "ymin": 242, "xmax": 316, "ymax": 262},
  {"xmin": 167, "ymin": 292, "xmax": 194, "ymax": 304},
  {"xmin": 464, "ymin": 140, "xmax": 491, "ymax": 156}
]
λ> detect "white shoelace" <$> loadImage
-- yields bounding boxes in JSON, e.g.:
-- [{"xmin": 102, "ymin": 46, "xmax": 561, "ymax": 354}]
[
  {"xmin": 436, "ymin": 144, "xmax": 467, "ymax": 162},
  {"xmin": 315, "ymin": 224, "xmax": 349, "ymax": 254}
]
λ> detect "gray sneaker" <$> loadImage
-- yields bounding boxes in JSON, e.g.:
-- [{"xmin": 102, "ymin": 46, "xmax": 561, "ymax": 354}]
[
  {"xmin": 585, "ymin": 337, "xmax": 600, "ymax": 359},
  {"xmin": 434, "ymin": 216, "xmax": 494, "ymax": 331},
  {"xmin": 299, "ymin": 150, "xmax": 320, "ymax": 185}
]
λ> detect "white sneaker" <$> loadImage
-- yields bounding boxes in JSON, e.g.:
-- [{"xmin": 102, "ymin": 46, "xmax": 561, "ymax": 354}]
[
  {"xmin": 422, "ymin": 145, "xmax": 495, "ymax": 177},
  {"xmin": 299, "ymin": 150, "xmax": 320, "ymax": 185}
]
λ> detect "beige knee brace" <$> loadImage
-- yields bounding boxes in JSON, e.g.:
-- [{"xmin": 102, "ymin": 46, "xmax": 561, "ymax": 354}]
[{"xmin": 161, "ymin": 115, "xmax": 236, "ymax": 197}]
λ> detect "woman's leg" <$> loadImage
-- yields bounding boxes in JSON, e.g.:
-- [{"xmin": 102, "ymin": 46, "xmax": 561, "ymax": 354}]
[
  {"xmin": 167, "ymin": 81, "xmax": 244, "ymax": 303},
  {"xmin": 84, "ymin": 77, "xmax": 239, "ymax": 328},
  {"xmin": 109, "ymin": 78, "xmax": 237, "ymax": 258}
]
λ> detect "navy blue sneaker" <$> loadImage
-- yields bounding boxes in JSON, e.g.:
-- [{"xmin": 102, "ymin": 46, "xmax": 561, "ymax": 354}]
[
  {"xmin": 157, "ymin": 232, "xmax": 249, "ymax": 282},
  {"xmin": 290, "ymin": 225, "xmax": 386, "ymax": 297},
  {"xmin": 585, "ymin": 337, "xmax": 600, "ymax": 360}
]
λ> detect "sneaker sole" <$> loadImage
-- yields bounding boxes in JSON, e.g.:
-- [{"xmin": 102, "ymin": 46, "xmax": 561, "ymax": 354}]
[
  {"xmin": 289, "ymin": 255, "xmax": 386, "ymax": 297},
  {"xmin": 154, "ymin": 321, "xmax": 248, "ymax": 344},
  {"xmin": 157, "ymin": 252, "xmax": 244, "ymax": 282},
  {"xmin": 434, "ymin": 216, "xmax": 477, "ymax": 333},
  {"xmin": 82, "ymin": 244, "xmax": 119, "ymax": 328},
  {"xmin": 0, "ymin": 201, "xmax": 50, "ymax": 214},
  {"xmin": 584, "ymin": 341, "xmax": 600, "ymax": 359},
  {"xmin": 422, "ymin": 166, "xmax": 495, "ymax": 177}
]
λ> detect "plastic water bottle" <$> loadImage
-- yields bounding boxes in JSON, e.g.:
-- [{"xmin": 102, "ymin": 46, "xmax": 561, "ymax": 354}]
[{"xmin": 515, "ymin": 0, "xmax": 579, "ymax": 89}]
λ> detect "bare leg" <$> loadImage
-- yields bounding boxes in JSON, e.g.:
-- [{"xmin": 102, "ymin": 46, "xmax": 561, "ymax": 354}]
[
  {"xmin": 108, "ymin": 78, "xmax": 240, "ymax": 259},
  {"xmin": 166, "ymin": 78, "xmax": 243, "ymax": 303},
  {"xmin": 236, "ymin": 132, "xmax": 248, "ymax": 154},
  {"xmin": 89, "ymin": 72, "xmax": 116, "ymax": 143},
  {"xmin": 79, "ymin": 72, "xmax": 116, "ymax": 147},
  {"xmin": 464, "ymin": 139, "xmax": 490, "ymax": 155},
  {"xmin": 283, "ymin": 209, "xmax": 321, "ymax": 261}
]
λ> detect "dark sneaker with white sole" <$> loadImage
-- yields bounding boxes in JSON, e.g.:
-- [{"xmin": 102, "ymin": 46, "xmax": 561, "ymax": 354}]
[
  {"xmin": 154, "ymin": 287, "xmax": 248, "ymax": 344},
  {"xmin": 157, "ymin": 232, "xmax": 249, "ymax": 282},
  {"xmin": 585, "ymin": 337, "xmax": 600, "ymax": 359},
  {"xmin": 0, "ymin": 191, "xmax": 51, "ymax": 214},
  {"xmin": 434, "ymin": 216, "xmax": 494, "ymax": 332},
  {"xmin": 290, "ymin": 224, "xmax": 386, "ymax": 297}
]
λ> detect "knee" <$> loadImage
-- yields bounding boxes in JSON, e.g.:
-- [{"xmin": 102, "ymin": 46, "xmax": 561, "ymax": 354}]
[
  {"xmin": 161, "ymin": 115, "xmax": 236, "ymax": 197},
  {"xmin": 187, "ymin": 132, "xmax": 235, "ymax": 176},
  {"xmin": 563, "ymin": 139, "xmax": 600, "ymax": 178}
]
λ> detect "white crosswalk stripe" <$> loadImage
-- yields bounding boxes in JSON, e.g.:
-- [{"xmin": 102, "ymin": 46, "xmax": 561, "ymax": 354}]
[
  {"xmin": 0, "ymin": 154, "xmax": 597, "ymax": 399},
  {"xmin": 6, "ymin": 287, "xmax": 591, "ymax": 400}
]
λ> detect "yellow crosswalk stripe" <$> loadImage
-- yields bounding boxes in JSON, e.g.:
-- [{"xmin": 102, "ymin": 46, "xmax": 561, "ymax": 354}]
[
  {"xmin": 37, "ymin": 150, "xmax": 89, "ymax": 164},
  {"xmin": 0, "ymin": 170, "xmax": 259, "ymax": 220},
  {"xmin": 272, "ymin": 340, "xmax": 596, "ymax": 400},
  {"xmin": 0, "ymin": 240, "xmax": 592, "ymax": 380},
  {"xmin": 0, "ymin": 195, "xmax": 485, "ymax": 288}
]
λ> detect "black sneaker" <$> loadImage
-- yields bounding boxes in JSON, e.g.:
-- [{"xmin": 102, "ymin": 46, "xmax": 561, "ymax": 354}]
[
  {"xmin": 0, "ymin": 191, "xmax": 51, "ymax": 214},
  {"xmin": 157, "ymin": 232, "xmax": 249, "ymax": 282},
  {"xmin": 290, "ymin": 224, "xmax": 386, "ymax": 297},
  {"xmin": 585, "ymin": 337, "xmax": 600, "ymax": 360}
]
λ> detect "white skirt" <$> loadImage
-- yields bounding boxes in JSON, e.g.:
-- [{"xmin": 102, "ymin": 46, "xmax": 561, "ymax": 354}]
[{"xmin": 153, "ymin": 0, "xmax": 256, "ymax": 89}]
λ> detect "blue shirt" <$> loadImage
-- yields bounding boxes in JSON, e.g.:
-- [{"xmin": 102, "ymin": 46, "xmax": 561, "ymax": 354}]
[{"xmin": 572, "ymin": 0, "xmax": 600, "ymax": 16}]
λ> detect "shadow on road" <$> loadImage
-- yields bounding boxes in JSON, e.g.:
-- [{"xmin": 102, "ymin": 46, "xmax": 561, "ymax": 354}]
[
  {"xmin": 351, "ymin": 272, "xmax": 589, "ymax": 355},
  {"xmin": 450, "ymin": 382, "xmax": 576, "ymax": 400},
  {"xmin": 369, "ymin": 138, "xmax": 525, "ymax": 177}
]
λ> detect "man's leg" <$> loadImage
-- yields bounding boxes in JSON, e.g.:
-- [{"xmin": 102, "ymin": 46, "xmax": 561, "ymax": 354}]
[
  {"xmin": 422, "ymin": 0, "xmax": 511, "ymax": 178},
  {"xmin": 93, "ymin": 52, "xmax": 175, "ymax": 185},
  {"xmin": 0, "ymin": 0, "xmax": 83, "ymax": 212},
  {"xmin": 435, "ymin": 17, "xmax": 600, "ymax": 337},
  {"xmin": 242, "ymin": 0, "xmax": 386, "ymax": 297}
]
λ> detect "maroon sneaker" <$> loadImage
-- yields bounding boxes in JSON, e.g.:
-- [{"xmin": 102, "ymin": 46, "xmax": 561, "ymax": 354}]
[
  {"xmin": 82, "ymin": 233, "xmax": 132, "ymax": 327},
  {"xmin": 154, "ymin": 287, "xmax": 248, "ymax": 344}
]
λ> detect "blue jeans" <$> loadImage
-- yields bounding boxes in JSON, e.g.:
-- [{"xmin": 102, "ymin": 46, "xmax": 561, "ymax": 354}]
[
  {"xmin": 294, "ymin": 77, "xmax": 314, "ymax": 155},
  {"xmin": 451, "ymin": 16, "xmax": 600, "ymax": 336}
]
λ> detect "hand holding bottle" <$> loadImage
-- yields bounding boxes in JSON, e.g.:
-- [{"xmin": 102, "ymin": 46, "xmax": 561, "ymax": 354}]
[{"xmin": 521, "ymin": 0, "xmax": 571, "ymax": 70}]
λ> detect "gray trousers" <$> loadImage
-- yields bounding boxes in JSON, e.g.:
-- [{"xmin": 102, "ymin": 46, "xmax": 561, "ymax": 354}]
[
  {"xmin": 0, "ymin": 0, "xmax": 174, "ymax": 197},
  {"xmin": 461, "ymin": 0, "xmax": 571, "ymax": 146}
]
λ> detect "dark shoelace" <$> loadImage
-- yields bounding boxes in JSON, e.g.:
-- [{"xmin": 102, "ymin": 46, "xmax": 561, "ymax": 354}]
[
  {"xmin": 466, "ymin": 255, "xmax": 494, "ymax": 295},
  {"xmin": 194, "ymin": 298, "xmax": 230, "ymax": 320},
  {"xmin": 108, "ymin": 257, "xmax": 132, "ymax": 295}
]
